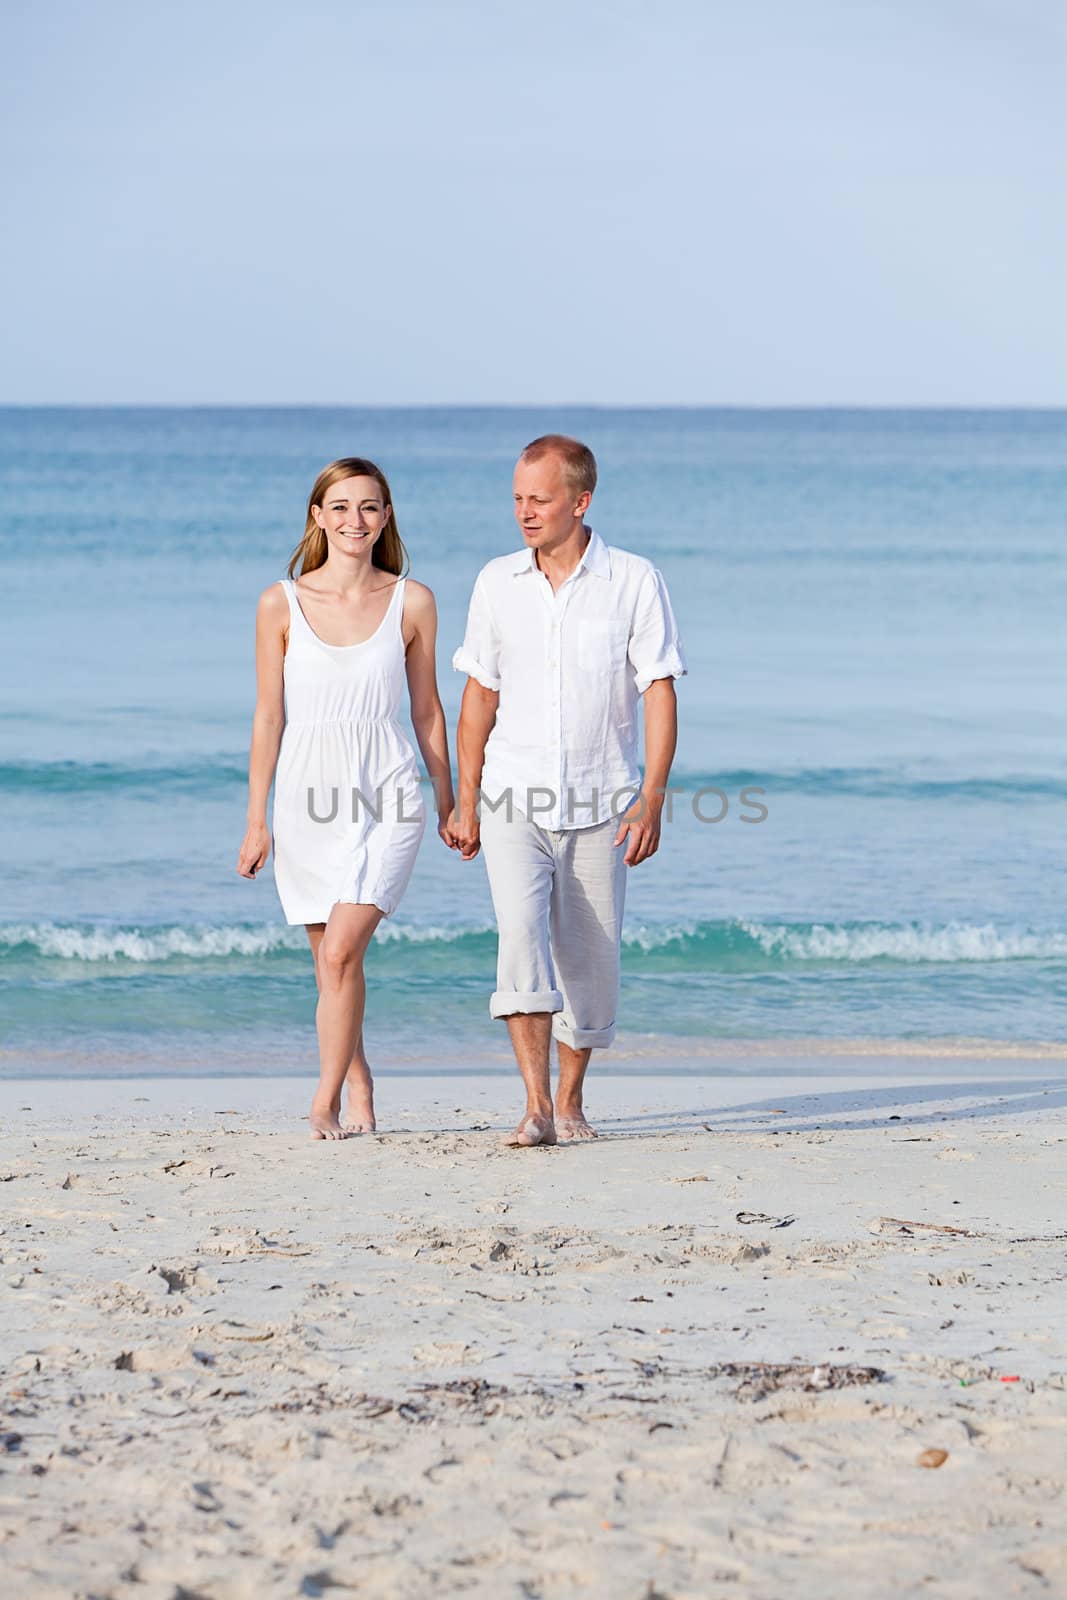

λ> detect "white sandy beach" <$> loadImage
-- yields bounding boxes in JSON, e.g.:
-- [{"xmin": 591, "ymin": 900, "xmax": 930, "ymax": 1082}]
[{"xmin": 2, "ymin": 1059, "xmax": 1066, "ymax": 1599}]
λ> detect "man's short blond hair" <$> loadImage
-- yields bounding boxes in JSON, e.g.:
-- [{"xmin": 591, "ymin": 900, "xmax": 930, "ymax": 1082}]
[{"xmin": 520, "ymin": 434, "xmax": 598, "ymax": 498}]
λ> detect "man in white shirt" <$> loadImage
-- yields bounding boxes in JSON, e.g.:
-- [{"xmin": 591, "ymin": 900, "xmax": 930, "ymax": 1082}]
[{"xmin": 450, "ymin": 434, "xmax": 686, "ymax": 1147}]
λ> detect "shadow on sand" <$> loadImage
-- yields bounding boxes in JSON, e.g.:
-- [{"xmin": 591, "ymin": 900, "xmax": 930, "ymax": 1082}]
[{"xmin": 601, "ymin": 1079, "xmax": 1067, "ymax": 1137}]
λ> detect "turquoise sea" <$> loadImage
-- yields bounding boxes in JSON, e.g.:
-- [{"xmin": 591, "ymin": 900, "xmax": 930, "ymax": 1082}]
[{"xmin": 2, "ymin": 407, "xmax": 1065, "ymax": 1077}]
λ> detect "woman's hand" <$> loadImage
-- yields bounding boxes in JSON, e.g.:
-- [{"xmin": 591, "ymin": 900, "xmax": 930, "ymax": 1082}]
[
  {"xmin": 448, "ymin": 806, "xmax": 481, "ymax": 861},
  {"xmin": 437, "ymin": 804, "xmax": 461, "ymax": 851},
  {"xmin": 237, "ymin": 821, "xmax": 272, "ymax": 878}
]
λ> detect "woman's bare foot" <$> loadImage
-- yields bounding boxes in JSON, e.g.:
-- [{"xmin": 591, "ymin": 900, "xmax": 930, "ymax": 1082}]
[
  {"xmin": 554, "ymin": 1101, "xmax": 597, "ymax": 1140},
  {"xmin": 309, "ymin": 1097, "xmax": 349, "ymax": 1140},
  {"xmin": 342, "ymin": 1064, "xmax": 376, "ymax": 1134},
  {"xmin": 504, "ymin": 1112, "xmax": 557, "ymax": 1148}
]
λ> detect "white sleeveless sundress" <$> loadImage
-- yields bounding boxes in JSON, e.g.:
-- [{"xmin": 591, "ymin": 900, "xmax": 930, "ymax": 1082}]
[{"xmin": 271, "ymin": 576, "xmax": 426, "ymax": 924}]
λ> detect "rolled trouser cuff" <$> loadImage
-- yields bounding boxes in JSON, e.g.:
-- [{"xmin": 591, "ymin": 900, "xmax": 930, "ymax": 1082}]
[
  {"xmin": 552, "ymin": 1018, "xmax": 617, "ymax": 1049},
  {"xmin": 490, "ymin": 989, "xmax": 564, "ymax": 1020}
]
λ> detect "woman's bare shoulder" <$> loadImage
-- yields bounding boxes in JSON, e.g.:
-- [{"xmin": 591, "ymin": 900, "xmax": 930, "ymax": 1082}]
[
  {"xmin": 403, "ymin": 577, "xmax": 437, "ymax": 613},
  {"xmin": 257, "ymin": 580, "xmax": 289, "ymax": 618}
]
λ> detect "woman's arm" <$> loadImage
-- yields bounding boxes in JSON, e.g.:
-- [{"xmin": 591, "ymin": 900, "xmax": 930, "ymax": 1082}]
[
  {"xmin": 236, "ymin": 585, "xmax": 287, "ymax": 878},
  {"xmin": 403, "ymin": 581, "xmax": 458, "ymax": 847}
]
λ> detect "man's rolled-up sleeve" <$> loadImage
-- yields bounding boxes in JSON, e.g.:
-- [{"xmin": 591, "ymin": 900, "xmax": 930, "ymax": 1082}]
[
  {"xmin": 629, "ymin": 566, "xmax": 687, "ymax": 694},
  {"xmin": 452, "ymin": 575, "xmax": 502, "ymax": 692}
]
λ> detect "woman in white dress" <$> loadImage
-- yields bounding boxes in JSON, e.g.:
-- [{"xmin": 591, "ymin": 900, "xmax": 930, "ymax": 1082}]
[{"xmin": 237, "ymin": 458, "xmax": 458, "ymax": 1139}]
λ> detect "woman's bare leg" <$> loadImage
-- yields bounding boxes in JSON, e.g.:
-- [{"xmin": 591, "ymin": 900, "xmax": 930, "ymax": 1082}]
[
  {"xmin": 306, "ymin": 904, "xmax": 382, "ymax": 1140},
  {"xmin": 305, "ymin": 924, "xmax": 377, "ymax": 1132}
]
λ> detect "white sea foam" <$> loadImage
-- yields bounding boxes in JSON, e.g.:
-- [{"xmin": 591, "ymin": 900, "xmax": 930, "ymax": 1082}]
[
  {"xmin": 0, "ymin": 923, "xmax": 308, "ymax": 962},
  {"xmin": 0, "ymin": 920, "xmax": 495, "ymax": 963},
  {"xmin": 2, "ymin": 918, "xmax": 1065, "ymax": 966},
  {"xmin": 743, "ymin": 920, "xmax": 1067, "ymax": 963},
  {"xmin": 622, "ymin": 921, "xmax": 702, "ymax": 951},
  {"xmin": 373, "ymin": 921, "xmax": 495, "ymax": 945}
]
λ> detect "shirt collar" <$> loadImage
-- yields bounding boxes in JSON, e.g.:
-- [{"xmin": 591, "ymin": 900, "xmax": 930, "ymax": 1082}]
[{"xmin": 510, "ymin": 526, "xmax": 612, "ymax": 579}]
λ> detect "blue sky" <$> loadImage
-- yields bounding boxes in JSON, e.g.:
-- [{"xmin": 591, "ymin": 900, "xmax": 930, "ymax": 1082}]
[{"xmin": 3, "ymin": 0, "xmax": 1065, "ymax": 403}]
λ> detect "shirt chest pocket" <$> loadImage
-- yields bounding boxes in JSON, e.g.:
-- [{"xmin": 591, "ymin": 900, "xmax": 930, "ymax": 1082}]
[{"xmin": 577, "ymin": 618, "xmax": 630, "ymax": 675}]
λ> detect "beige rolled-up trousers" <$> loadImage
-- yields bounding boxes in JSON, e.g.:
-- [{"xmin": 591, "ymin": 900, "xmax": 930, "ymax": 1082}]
[{"xmin": 479, "ymin": 804, "xmax": 628, "ymax": 1049}]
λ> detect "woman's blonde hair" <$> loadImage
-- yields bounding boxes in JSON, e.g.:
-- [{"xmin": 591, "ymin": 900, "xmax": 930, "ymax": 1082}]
[{"xmin": 287, "ymin": 457, "xmax": 409, "ymax": 578}]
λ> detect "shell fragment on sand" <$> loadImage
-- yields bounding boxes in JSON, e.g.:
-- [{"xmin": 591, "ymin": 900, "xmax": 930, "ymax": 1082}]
[
  {"xmin": 869, "ymin": 1216, "xmax": 978, "ymax": 1237},
  {"xmin": 736, "ymin": 1211, "xmax": 796, "ymax": 1228}
]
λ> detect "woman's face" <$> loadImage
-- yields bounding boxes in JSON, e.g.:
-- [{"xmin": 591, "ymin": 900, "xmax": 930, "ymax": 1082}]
[{"xmin": 312, "ymin": 475, "xmax": 391, "ymax": 559}]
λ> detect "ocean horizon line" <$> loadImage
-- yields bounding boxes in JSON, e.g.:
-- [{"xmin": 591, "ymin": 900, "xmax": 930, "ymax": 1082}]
[{"xmin": 4, "ymin": 401, "xmax": 1067, "ymax": 415}]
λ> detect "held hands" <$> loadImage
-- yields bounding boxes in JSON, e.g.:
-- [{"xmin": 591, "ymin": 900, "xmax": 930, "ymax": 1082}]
[
  {"xmin": 614, "ymin": 789, "xmax": 663, "ymax": 866},
  {"xmin": 431, "ymin": 781, "xmax": 464, "ymax": 851},
  {"xmin": 237, "ymin": 821, "xmax": 272, "ymax": 879},
  {"xmin": 429, "ymin": 778, "xmax": 463, "ymax": 851},
  {"xmin": 447, "ymin": 806, "xmax": 481, "ymax": 861},
  {"xmin": 438, "ymin": 808, "xmax": 462, "ymax": 851}
]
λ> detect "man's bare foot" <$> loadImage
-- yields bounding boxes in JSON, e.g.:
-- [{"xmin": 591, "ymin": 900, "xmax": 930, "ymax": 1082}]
[
  {"xmin": 504, "ymin": 1113, "xmax": 557, "ymax": 1148},
  {"xmin": 309, "ymin": 1099, "xmax": 349, "ymax": 1141},
  {"xmin": 342, "ymin": 1071, "xmax": 376, "ymax": 1134},
  {"xmin": 555, "ymin": 1109, "xmax": 598, "ymax": 1141}
]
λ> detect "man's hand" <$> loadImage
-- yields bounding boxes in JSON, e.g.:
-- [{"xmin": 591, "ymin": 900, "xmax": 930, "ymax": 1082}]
[
  {"xmin": 448, "ymin": 806, "xmax": 481, "ymax": 861},
  {"xmin": 614, "ymin": 790, "xmax": 663, "ymax": 866}
]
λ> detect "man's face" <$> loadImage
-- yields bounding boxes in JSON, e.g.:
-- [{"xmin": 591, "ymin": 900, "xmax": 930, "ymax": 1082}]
[{"xmin": 513, "ymin": 455, "xmax": 589, "ymax": 553}]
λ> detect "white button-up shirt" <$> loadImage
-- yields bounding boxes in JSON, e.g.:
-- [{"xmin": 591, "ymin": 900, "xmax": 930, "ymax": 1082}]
[{"xmin": 452, "ymin": 527, "xmax": 686, "ymax": 830}]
